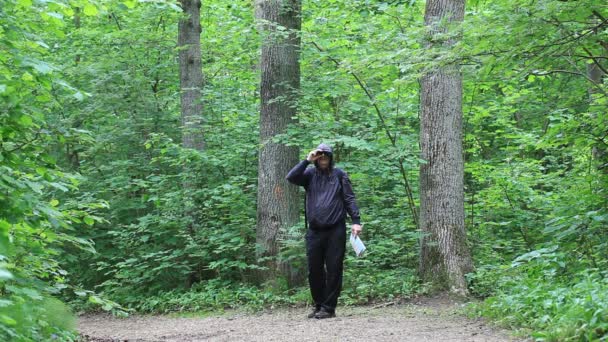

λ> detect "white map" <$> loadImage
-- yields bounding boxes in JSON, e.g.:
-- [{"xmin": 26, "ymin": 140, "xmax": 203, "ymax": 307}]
[{"xmin": 350, "ymin": 233, "xmax": 366, "ymax": 257}]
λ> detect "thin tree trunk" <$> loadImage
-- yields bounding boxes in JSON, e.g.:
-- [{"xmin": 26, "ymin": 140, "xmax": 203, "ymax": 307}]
[
  {"xmin": 254, "ymin": 0, "xmax": 302, "ymax": 286},
  {"xmin": 66, "ymin": 7, "xmax": 82, "ymax": 171},
  {"xmin": 588, "ymin": 14, "xmax": 607, "ymax": 167},
  {"xmin": 178, "ymin": 0, "xmax": 205, "ymax": 287},
  {"xmin": 419, "ymin": 0, "xmax": 473, "ymax": 295},
  {"xmin": 179, "ymin": 0, "xmax": 205, "ymax": 152},
  {"xmin": 587, "ymin": 57, "xmax": 606, "ymax": 163}
]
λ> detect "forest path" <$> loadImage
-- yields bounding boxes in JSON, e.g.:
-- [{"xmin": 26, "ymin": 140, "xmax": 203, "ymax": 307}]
[{"xmin": 79, "ymin": 297, "xmax": 525, "ymax": 342}]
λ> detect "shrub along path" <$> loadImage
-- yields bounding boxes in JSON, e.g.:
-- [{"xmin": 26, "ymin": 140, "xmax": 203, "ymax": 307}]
[{"xmin": 79, "ymin": 296, "xmax": 524, "ymax": 341}]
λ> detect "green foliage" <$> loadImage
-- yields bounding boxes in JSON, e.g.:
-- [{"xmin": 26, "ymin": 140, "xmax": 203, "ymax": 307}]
[
  {"xmin": 471, "ymin": 266, "xmax": 608, "ymax": 341},
  {"xmin": 0, "ymin": 0, "xmax": 123, "ymax": 338},
  {"xmin": 134, "ymin": 279, "xmax": 303, "ymax": 313},
  {"xmin": 342, "ymin": 267, "xmax": 421, "ymax": 304},
  {"xmin": 459, "ymin": 0, "xmax": 607, "ymax": 340},
  {"xmin": 0, "ymin": 296, "xmax": 78, "ymax": 341},
  {"xmin": 3, "ymin": 0, "xmax": 607, "ymax": 340},
  {"xmin": 130, "ymin": 269, "xmax": 419, "ymax": 314}
]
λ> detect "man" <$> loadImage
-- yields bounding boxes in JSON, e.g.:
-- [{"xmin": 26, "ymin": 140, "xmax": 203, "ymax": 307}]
[{"xmin": 286, "ymin": 143, "xmax": 362, "ymax": 319}]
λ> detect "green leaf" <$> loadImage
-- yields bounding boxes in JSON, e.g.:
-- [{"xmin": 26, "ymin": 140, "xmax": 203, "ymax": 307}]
[
  {"xmin": 89, "ymin": 295, "xmax": 103, "ymax": 304},
  {"xmin": 45, "ymin": 12, "xmax": 64, "ymax": 20},
  {"xmin": 49, "ymin": 182, "xmax": 69, "ymax": 191},
  {"xmin": 0, "ymin": 269, "xmax": 13, "ymax": 280},
  {"xmin": 32, "ymin": 61, "xmax": 53, "ymax": 74},
  {"xmin": 0, "ymin": 315, "xmax": 16, "ymax": 326},
  {"xmin": 17, "ymin": 0, "xmax": 32, "ymax": 7},
  {"xmin": 21, "ymin": 72, "xmax": 34, "ymax": 81},
  {"xmin": 19, "ymin": 115, "xmax": 33, "ymax": 127},
  {"xmin": 83, "ymin": 4, "xmax": 98, "ymax": 16},
  {"xmin": 84, "ymin": 216, "xmax": 95, "ymax": 226},
  {"xmin": 74, "ymin": 91, "xmax": 84, "ymax": 101}
]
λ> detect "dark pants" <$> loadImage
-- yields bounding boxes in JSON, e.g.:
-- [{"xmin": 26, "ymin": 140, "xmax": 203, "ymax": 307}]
[{"xmin": 305, "ymin": 220, "xmax": 346, "ymax": 313}]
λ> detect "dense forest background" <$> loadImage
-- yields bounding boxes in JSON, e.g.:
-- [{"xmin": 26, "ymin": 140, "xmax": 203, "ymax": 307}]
[{"xmin": 1, "ymin": 0, "xmax": 607, "ymax": 340}]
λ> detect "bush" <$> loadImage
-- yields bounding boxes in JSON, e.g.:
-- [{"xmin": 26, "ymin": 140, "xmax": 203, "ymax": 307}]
[
  {"xmin": 0, "ymin": 295, "xmax": 78, "ymax": 341},
  {"xmin": 470, "ymin": 268, "xmax": 608, "ymax": 341}
]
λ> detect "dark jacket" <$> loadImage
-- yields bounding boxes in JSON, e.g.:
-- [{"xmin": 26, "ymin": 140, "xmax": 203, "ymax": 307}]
[{"xmin": 286, "ymin": 159, "xmax": 361, "ymax": 229}]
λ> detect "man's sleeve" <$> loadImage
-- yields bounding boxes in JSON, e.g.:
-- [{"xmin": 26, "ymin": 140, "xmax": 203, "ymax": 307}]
[
  {"xmin": 341, "ymin": 171, "xmax": 361, "ymax": 225},
  {"xmin": 286, "ymin": 160, "xmax": 311, "ymax": 187}
]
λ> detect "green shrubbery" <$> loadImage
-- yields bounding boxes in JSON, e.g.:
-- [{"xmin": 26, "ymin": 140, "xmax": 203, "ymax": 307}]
[
  {"xmin": 0, "ymin": 296, "xmax": 78, "ymax": 341},
  {"xmin": 468, "ymin": 211, "xmax": 607, "ymax": 341},
  {"xmin": 470, "ymin": 267, "xmax": 608, "ymax": 341},
  {"xmin": 124, "ymin": 267, "xmax": 420, "ymax": 314}
]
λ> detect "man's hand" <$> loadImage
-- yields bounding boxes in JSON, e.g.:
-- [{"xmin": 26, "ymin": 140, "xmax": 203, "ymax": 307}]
[
  {"xmin": 351, "ymin": 224, "xmax": 362, "ymax": 237},
  {"xmin": 307, "ymin": 149, "xmax": 322, "ymax": 162}
]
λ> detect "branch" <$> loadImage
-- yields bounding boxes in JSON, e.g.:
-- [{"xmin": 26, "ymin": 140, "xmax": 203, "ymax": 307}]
[
  {"xmin": 529, "ymin": 69, "xmax": 586, "ymax": 77},
  {"xmin": 563, "ymin": 53, "xmax": 608, "ymax": 97},
  {"xmin": 309, "ymin": 40, "xmax": 420, "ymax": 229},
  {"xmin": 592, "ymin": 10, "xmax": 606, "ymax": 23},
  {"xmin": 528, "ymin": 69, "xmax": 608, "ymax": 97},
  {"xmin": 382, "ymin": 12, "xmax": 405, "ymax": 34},
  {"xmin": 110, "ymin": 12, "xmax": 122, "ymax": 31},
  {"xmin": 552, "ymin": 54, "xmax": 608, "ymax": 60},
  {"xmin": 309, "ymin": 41, "xmax": 395, "ymax": 145},
  {"xmin": 582, "ymin": 46, "xmax": 608, "ymax": 76},
  {"xmin": 4, "ymin": 132, "xmax": 42, "ymax": 153},
  {"xmin": 508, "ymin": 15, "xmax": 608, "ymax": 73}
]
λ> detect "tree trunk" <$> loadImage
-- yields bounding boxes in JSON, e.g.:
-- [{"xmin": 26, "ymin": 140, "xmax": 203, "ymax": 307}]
[
  {"xmin": 66, "ymin": 7, "xmax": 82, "ymax": 171},
  {"xmin": 419, "ymin": 0, "xmax": 473, "ymax": 295},
  {"xmin": 254, "ymin": 0, "xmax": 302, "ymax": 287},
  {"xmin": 588, "ymin": 16, "xmax": 607, "ymax": 168},
  {"xmin": 179, "ymin": 0, "xmax": 205, "ymax": 151},
  {"xmin": 178, "ymin": 0, "xmax": 205, "ymax": 287}
]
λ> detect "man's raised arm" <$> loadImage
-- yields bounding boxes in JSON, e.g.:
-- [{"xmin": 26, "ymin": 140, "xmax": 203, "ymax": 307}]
[{"xmin": 286, "ymin": 160, "xmax": 311, "ymax": 187}]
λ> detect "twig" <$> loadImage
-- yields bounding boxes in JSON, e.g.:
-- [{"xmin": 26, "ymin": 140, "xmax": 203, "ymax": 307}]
[
  {"xmin": 582, "ymin": 47, "xmax": 608, "ymax": 76},
  {"xmin": 4, "ymin": 132, "xmax": 42, "ymax": 153},
  {"xmin": 372, "ymin": 301, "xmax": 396, "ymax": 309},
  {"xmin": 309, "ymin": 41, "xmax": 419, "ymax": 229}
]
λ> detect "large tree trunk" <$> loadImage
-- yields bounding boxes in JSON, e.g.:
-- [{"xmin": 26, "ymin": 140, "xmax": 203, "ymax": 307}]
[
  {"xmin": 178, "ymin": 0, "xmax": 204, "ymax": 287},
  {"xmin": 419, "ymin": 0, "xmax": 473, "ymax": 295},
  {"xmin": 179, "ymin": 0, "xmax": 205, "ymax": 151},
  {"xmin": 254, "ymin": 0, "xmax": 302, "ymax": 286}
]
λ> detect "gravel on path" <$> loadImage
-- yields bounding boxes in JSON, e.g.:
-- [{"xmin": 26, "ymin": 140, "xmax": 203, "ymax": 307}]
[{"xmin": 79, "ymin": 298, "xmax": 524, "ymax": 342}]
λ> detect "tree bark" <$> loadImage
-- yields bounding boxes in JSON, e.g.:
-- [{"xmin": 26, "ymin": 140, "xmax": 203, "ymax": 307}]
[
  {"xmin": 419, "ymin": 0, "xmax": 473, "ymax": 295},
  {"xmin": 178, "ymin": 0, "xmax": 205, "ymax": 151},
  {"xmin": 587, "ymin": 16, "xmax": 607, "ymax": 168},
  {"xmin": 254, "ymin": 0, "xmax": 302, "ymax": 286},
  {"xmin": 178, "ymin": 0, "xmax": 205, "ymax": 287},
  {"xmin": 68, "ymin": 6, "xmax": 82, "ymax": 170}
]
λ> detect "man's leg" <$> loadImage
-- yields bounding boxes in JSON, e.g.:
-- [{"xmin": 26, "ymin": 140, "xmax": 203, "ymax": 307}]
[
  {"xmin": 305, "ymin": 228, "xmax": 326, "ymax": 311},
  {"xmin": 320, "ymin": 221, "xmax": 346, "ymax": 314}
]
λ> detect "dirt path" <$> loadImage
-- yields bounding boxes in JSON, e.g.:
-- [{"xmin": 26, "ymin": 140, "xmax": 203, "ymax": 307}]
[{"xmin": 79, "ymin": 298, "xmax": 524, "ymax": 342}]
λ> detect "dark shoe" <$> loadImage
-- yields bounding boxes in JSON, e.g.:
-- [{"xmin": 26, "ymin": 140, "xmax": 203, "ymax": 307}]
[
  {"xmin": 314, "ymin": 308, "xmax": 336, "ymax": 319},
  {"xmin": 307, "ymin": 308, "xmax": 320, "ymax": 319}
]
